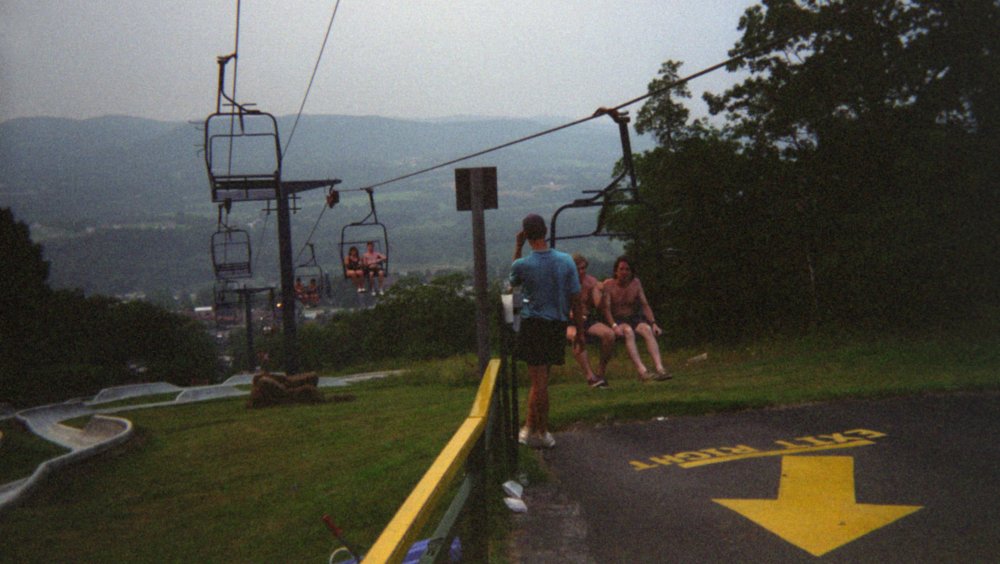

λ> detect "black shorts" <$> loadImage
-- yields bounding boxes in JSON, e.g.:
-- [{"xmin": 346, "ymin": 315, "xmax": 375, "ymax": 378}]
[
  {"xmin": 516, "ymin": 318, "xmax": 567, "ymax": 366},
  {"xmin": 615, "ymin": 314, "xmax": 650, "ymax": 329},
  {"xmin": 583, "ymin": 316, "xmax": 606, "ymax": 331}
]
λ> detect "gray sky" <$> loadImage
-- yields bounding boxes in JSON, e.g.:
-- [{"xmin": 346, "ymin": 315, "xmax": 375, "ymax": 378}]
[{"xmin": 0, "ymin": 1, "xmax": 757, "ymax": 123}]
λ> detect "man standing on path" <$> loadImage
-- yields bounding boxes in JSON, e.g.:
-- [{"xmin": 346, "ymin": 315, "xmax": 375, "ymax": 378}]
[{"xmin": 510, "ymin": 214, "xmax": 585, "ymax": 449}]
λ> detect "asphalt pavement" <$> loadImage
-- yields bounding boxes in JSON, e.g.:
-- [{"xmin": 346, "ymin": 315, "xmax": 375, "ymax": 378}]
[{"xmin": 508, "ymin": 391, "xmax": 1000, "ymax": 562}]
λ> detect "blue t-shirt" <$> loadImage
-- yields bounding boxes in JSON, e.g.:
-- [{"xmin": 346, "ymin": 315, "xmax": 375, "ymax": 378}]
[{"xmin": 509, "ymin": 248, "xmax": 581, "ymax": 322}]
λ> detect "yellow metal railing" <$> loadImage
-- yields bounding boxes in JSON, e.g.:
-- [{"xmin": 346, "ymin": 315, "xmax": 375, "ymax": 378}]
[{"xmin": 363, "ymin": 358, "xmax": 501, "ymax": 563}]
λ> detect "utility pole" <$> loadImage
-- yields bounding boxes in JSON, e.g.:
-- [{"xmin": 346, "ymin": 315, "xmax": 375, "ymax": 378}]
[{"xmin": 455, "ymin": 167, "xmax": 498, "ymax": 376}]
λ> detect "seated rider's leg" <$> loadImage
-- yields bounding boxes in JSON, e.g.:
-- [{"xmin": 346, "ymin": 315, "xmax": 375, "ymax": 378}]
[
  {"xmin": 636, "ymin": 322, "xmax": 665, "ymax": 373},
  {"xmin": 588, "ymin": 323, "xmax": 616, "ymax": 377},
  {"xmin": 618, "ymin": 324, "xmax": 647, "ymax": 377}
]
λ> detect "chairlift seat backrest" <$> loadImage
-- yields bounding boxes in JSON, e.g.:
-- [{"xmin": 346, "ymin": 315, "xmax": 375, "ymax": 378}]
[
  {"xmin": 212, "ymin": 228, "xmax": 253, "ymax": 279},
  {"xmin": 549, "ymin": 109, "xmax": 641, "ymax": 247},
  {"xmin": 204, "ymin": 111, "xmax": 283, "ymax": 203}
]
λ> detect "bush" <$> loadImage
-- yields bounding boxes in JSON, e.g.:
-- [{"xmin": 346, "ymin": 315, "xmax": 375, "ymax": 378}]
[{"xmin": 301, "ymin": 273, "xmax": 479, "ymax": 371}]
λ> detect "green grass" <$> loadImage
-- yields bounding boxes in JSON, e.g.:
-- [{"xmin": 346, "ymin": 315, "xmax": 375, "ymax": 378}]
[
  {"xmin": 1, "ymin": 333, "xmax": 998, "ymax": 561},
  {"xmin": 0, "ymin": 419, "xmax": 71, "ymax": 484}
]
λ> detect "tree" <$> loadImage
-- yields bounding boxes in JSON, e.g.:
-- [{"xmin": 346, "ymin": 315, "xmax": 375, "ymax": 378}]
[
  {"xmin": 0, "ymin": 208, "xmax": 53, "ymax": 403},
  {"xmin": 635, "ymin": 60, "xmax": 698, "ymax": 150},
  {"xmin": 0, "ymin": 208, "xmax": 217, "ymax": 405},
  {"xmin": 0, "ymin": 208, "xmax": 50, "ymax": 301},
  {"xmin": 622, "ymin": 0, "xmax": 1000, "ymax": 336}
]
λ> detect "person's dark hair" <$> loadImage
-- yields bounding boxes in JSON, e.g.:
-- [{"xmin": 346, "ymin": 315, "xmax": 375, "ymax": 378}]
[
  {"xmin": 613, "ymin": 255, "xmax": 635, "ymax": 277},
  {"xmin": 522, "ymin": 213, "xmax": 547, "ymax": 240},
  {"xmin": 349, "ymin": 246, "xmax": 359, "ymax": 256}
]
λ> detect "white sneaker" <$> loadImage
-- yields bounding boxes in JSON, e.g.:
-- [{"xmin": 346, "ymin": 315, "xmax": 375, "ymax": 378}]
[
  {"xmin": 526, "ymin": 431, "xmax": 555, "ymax": 449},
  {"xmin": 518, "ymin": 426, "xmax": 531, "ymax": 445}
]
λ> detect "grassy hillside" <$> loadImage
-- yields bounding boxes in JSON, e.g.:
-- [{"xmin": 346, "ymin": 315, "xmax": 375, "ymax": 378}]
[{"xmin": 2, "ymin": 332, "xmax": 998, "ymax": 561}]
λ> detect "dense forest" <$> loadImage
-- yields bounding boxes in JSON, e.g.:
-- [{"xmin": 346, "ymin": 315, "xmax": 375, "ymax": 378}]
[{"xmin": 610, "ymin": 0, "xmax": 999, "ymax": 342}]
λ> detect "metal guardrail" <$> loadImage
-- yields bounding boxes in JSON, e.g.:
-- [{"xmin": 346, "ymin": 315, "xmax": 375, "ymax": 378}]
[{"xmin": 363, "ymin": 358, "xmax": 509, "ymax": 563}]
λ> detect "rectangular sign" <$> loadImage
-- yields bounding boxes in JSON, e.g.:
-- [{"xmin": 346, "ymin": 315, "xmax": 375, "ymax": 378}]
[{"xmin": 455, "ymin": 167, "xmax": 498, "ymax": 211}]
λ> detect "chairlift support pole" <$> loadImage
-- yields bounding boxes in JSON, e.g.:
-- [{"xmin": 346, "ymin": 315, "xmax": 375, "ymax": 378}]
[
  {"xmin": 243, "ymin": 288, "xmax": 255, "ymax": 369},
  {"xmin": 275, "ymin": 184, "xmax": 298, "ymax": 373},
  {"xmin": 275, "ymin": 180, "xmax": 341, "ymax": 374}
]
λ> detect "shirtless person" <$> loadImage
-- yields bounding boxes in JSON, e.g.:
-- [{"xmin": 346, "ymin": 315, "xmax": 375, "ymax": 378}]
[
  {"xmin": 602, "ymin": 255, "xmax": 671, "ymax": 381},
  {"xmin": 566, "ymin": 254, "xmax": 615, "ymax": 388},
  {"xmin": 361, "ymin": 241, "xmax": 387, "ymax": 295}
]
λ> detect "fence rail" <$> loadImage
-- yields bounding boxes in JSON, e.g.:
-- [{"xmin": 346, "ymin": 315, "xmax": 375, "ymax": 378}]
[{"xmin": 363, "ymin": 358, "xmax": 503, "ymax": 563}]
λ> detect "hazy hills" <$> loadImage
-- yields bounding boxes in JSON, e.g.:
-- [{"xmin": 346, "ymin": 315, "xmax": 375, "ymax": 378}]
[{"xmin": 1, "ymin": 113, "xmax": 647, "ymax": 298}]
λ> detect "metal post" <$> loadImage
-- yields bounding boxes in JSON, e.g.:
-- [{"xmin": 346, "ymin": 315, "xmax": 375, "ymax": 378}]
[
  {"xmin": 465, "ymin": 431, "xmax": 488, "ymax": 562},
  {"xmin": 276, "ymin": 183, "xmax": 299, "ymax": 375},
  {"xmin": 470, "ymin": 171, "xmax": 491, "ymax": 376},
  {"xmin": 243, "ymin": 289, "xmax": 255, "ymax": 371}
]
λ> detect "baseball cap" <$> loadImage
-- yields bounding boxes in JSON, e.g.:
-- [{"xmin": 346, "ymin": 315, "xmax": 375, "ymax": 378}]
[{"xmin": 522, "ymin": 213, "xmax": 547, "ymax": 240}]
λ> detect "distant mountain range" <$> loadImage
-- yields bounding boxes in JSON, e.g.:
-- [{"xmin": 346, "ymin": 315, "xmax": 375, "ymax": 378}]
[{"xmin": 0, "ymin": 114, "xmax": 650, "ymax": 298}]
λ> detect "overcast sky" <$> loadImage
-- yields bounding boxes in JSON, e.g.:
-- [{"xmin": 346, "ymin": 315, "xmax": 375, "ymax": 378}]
[{"xmin": 1, "ymin": 1, "xmax": 757, "ymax": 124}]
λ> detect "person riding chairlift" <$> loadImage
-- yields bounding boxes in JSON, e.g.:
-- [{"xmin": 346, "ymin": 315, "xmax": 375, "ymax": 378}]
[
  {"xmin": 361, "ymin": 241, "xmax": 387, "ymax": 295},
  {"xmin": 294, "ymin": 277, "xmax": 307, "ymax": 303},
  {"xmin": 305, "ymin": 278, "xmax": 320, "ymax": 306},
  {"xmin": 344, "ymin": 246, "xmax": 366, "ymax": 293}
]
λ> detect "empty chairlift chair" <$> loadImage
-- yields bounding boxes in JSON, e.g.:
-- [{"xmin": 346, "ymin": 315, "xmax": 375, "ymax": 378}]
[
  {"xmin": 213, "ymin": 280, "xmax": 243, "ymax": 328},
  {"xmin": 549, "ymin": 108, "xmax": 642, "ymax": 248},
  {"xmin": 211, "ymin": 226, "xmax": 253, "ymax": 280}
]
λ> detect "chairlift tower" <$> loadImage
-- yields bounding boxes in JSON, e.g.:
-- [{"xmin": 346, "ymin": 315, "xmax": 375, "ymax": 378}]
[{"xmin": 204, "ymin": 54, "xmax": 339, "ymax": 374}]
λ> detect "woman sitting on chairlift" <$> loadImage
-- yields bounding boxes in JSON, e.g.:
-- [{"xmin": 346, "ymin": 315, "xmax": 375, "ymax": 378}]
[
  {"xmin": 294, "ymin": 277, "xmax": 307, "ymax": 303},
  {"xmin": 344, "ymin": 246, "xmax": 366, "ymax": 293}
]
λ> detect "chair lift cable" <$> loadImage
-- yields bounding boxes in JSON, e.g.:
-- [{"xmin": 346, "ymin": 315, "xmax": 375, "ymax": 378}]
[
  {"xmin": 280, "ymin": 0, "xmax": 342, "ymax": 260},
  {"xmin": 283, "ymin": 0, "xmax": 343, "ymax": 160},
  {"xmin": 296, "ymin": 202, "xmax": 331, "ymax": 263},
  {"xmin": 342, "ymin": 30, "xmax": 795, "ymax": 196},
  {"xmin": 225, "ymin": 0, "xmax": 242, "ymax": 177},
  {"xmin": 289, "ymin": 23, "xmax": 794, "ymax": 262}
]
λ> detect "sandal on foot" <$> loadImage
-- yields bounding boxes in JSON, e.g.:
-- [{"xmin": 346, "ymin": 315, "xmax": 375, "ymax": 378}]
[
  {"xmin": 587, "ymin": 377, "xmax": 609, "ymax": 388},
  {"xmin": 653, "ymin": 370, "xmax": 673, "ymax": 381}
]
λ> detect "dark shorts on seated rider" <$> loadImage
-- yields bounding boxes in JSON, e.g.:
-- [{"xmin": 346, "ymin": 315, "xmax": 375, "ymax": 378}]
[
  {"xmin": 567, "ymin": 316, "xmax": 601, "ymax": 331},
  {"xmin": 614, "ymin": 314, "xmax": 650, "ymax": 329},
  {"xmin": 516, "ymin": 318, "xmax": 567, "ymax": 366}
]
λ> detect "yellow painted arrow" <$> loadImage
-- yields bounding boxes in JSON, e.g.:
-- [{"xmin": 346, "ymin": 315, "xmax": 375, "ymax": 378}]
[{"xmin": 714, "ymin": 456, "xmax": 922, "ymax": 557}]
